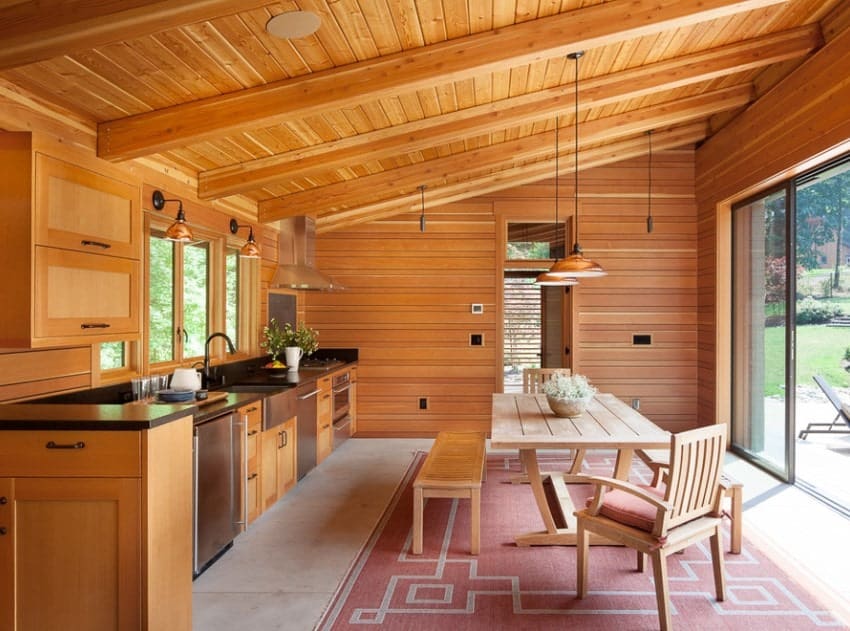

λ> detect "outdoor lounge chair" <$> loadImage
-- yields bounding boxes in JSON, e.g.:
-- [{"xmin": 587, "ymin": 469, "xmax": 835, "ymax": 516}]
[{"xmin": 798, "ymin": 375, "xmax": 850, "ymax": 439}]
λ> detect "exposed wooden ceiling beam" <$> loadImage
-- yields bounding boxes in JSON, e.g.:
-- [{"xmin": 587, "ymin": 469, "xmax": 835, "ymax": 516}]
[
  {"xmin": 0, "ymin": 1, "xmax": 277, "ymax": 71},
  {"xmin": 97, "ymin": 0, "xmax": 788, "ymax": 161},
  {"xmin": 258, "ymin": 86, "xmax": 748, "ymax": 223},
  {"xmin": 315, "ymin": 124, "xmax": 708, "ymax": 234},
  {"xmin": 197, "ymin": 24, "xmax": 817, "ymax": 200}
]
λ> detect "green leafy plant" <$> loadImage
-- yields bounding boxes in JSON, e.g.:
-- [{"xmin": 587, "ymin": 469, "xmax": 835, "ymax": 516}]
[
  {"xmin": 542, "ymin": 373, "xmax": 597, "ymax": 401},
  {"xmin": 260, "ymin": 318, "xmax": 288, "ymax": 362},
  {"xmin": 281, "ymin": 322, "xmax": 319, "ymax": 356}
]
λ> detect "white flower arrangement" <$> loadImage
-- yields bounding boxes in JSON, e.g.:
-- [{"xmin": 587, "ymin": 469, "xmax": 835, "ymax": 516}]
[{"xmin": 542, "ymin": 372, "xmax": 597, "ymax": 401}]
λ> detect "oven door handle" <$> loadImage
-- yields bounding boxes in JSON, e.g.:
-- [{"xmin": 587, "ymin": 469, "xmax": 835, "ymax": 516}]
[{"xmin": 332, "ymin": 384, "xmax": 351, "ymax": 394}]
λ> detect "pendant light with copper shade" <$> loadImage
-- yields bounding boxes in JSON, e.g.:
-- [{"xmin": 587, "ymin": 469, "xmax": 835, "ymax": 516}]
[
  {"xmin": 546, "ymin": 51, "xmax": 607, "ymax": 279},
  {"xmin": 152, "ymin": 190, "xmax": 193, "ymax": 242},
  {"xmin": 229, "ymin": 219, "xmax": 261, "ymax": 258},
  {"xmin": 646, "ymin": 129, "xmax": 654, "ymax": 234},
  {"xmin": 536, "ymin": 116, "xmax": 578, "ymax": 287}
]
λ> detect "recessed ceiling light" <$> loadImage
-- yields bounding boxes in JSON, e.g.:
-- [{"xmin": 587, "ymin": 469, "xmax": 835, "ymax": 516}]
[{"xmin": 266, "ymin": 10, "xmax": 321, "ymax": 39}]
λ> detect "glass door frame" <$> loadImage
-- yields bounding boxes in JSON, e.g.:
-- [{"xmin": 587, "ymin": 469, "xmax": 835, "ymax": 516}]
[{"xmin": 730, "ymin": 182, "xmax": 796, "ymax": 483}]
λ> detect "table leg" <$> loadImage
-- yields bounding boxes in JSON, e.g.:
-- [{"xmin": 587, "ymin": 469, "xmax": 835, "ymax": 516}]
[
  {"xmin": 613, "ymin": 448, "xmax": 635, "ymax": 481},
  {"xmin": 514, "ymin": 449, "xmax": 581, "ymax": 546}
]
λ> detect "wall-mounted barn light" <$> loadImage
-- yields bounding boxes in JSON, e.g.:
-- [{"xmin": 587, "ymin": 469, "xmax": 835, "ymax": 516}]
[
  {"xmin": 229, "ymin": 219, "xmax": 261, "ymax": 258},
  {"xmin": 152, "ymin": 190, "xmax": 193, "ymax": 242}
]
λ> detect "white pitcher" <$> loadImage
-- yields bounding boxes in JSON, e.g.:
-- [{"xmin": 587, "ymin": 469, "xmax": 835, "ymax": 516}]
[
  {"xmin": 171, "ymin": 368, "xmax": 202, "ymax": 391},
  {"xmin": 284, "ymin": 347, "xmax": 303, "ymax": 371}
]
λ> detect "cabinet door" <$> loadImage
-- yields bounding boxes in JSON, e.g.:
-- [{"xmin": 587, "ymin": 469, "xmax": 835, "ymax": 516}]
[
  {"xmin": 317, "ymin": 381, "xmax": 333, "ymax": 465},
  {"xmin": 4, "ymin": 476, "xmax": 141, "ymax": 631},
  {"xmin": 35, "ymin": 153, "xmax": 141, "ymax": 260},
  {"xmin": 0, "ymin": 479, "xmax": 12, "ymax": 631},
  {"xmin": 260, "ymin": 427, "xmax": 280, "ymax": 511},
  {"xmin": 278, "ymin": 418, "xmax": 296, "ymax": 496},
  {"xmin": 33, "ymin": 246, "xmax": 140, "ymax": 340}
]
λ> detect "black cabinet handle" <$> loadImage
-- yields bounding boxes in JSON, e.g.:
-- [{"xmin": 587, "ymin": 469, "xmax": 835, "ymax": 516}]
[
  {"xmin": 247, "ymin": 429, "xmax": 259, "ymax": 437},
  {"xmin": 45, "ymin": 440, "xmax": 86, "ymax": 450},
  {"xmin": 0, "ymin": 496, "xmax": 6, "ymax": 505},
  {"xmin": 247, "ymin": 472, "xmax": 258, "ymax": 481},
  {"xmin": 81, "ymin": 240, "xmax": 111, "ymax": 249},
  {"xmin": 81, "ymin": 323, "xmax": 110, "ymax": 329},
  {"xmin": 0, "ymin": 527, "xmax": 6, "ymax": 536}
]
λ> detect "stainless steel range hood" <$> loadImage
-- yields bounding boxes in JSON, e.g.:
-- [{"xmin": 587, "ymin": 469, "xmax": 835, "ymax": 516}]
[{"xmin": 272, "ymin": 216, "xmax": 341, "ymax": 291}]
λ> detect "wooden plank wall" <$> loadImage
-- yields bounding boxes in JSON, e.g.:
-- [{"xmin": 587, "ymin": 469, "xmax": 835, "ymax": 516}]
[
  {"xmin": 694, "ymin": 23, "xmax": 850, "ymax": 427},
  {"xmin": 308, "ymin": 203, "xmax": 499, "ymax": 436},
  {"xmin": 308, "ymin": 149, "xmax": 699, "ymax": 436}
]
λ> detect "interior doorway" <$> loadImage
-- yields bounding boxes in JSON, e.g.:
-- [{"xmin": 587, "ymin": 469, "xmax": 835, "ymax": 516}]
[{"xmin": 503, "ymin": 219, "xmax": 573, "ymax": 392}]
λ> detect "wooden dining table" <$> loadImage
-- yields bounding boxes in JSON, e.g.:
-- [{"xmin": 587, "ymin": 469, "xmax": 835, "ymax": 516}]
[{"xmin": 490, "ymin": 392, "xmax": 671, "ymax": 546}]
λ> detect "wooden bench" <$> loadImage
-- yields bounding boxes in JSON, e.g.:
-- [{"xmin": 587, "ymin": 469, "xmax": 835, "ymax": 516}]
[
  {"xmin": 413, "ymin": 431, "xmax": 486, "ymax": 555},
  {"xmin": 637, "ymin": 448, "xmax": 743, "ymax": 554}
]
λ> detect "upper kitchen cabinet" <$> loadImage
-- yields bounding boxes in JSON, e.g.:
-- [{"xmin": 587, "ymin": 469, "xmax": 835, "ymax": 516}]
[{"xmin": 0, "ymin": 132, "xmax": 142, "ymax": 348}]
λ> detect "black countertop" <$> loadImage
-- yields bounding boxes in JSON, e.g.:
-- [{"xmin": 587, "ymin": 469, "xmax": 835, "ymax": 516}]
[{"xmin": 0, "ymin": 356, "xmax": 357, "ymax": 431}]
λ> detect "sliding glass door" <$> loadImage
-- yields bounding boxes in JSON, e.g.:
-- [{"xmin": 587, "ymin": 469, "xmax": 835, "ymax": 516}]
[{"xmin": 732, "ymin": 187, "xmax": 794, "ymax": 480}]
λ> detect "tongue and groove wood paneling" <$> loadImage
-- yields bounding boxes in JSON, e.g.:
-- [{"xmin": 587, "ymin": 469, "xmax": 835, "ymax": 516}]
[{"xmin": 306, "ymin": 150, "xmax": 699, "ymax": 436}]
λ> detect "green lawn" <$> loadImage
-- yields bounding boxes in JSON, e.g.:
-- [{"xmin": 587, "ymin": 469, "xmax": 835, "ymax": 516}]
[{"xmin": 764, "ymin": 324, "xmax": 850, "ymax": 396}]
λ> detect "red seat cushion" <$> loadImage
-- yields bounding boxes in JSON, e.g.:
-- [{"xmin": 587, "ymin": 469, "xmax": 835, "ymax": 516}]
[{"xmin": 591, "ymin": 485, "xmax": 666, "ymax": 532}]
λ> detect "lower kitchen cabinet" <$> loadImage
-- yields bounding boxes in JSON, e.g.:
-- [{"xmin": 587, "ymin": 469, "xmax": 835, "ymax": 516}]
[
  {"xmin": 240, "ymin": 402, "xmax": 263, "ymax": 525},
  {"xmin": 260, "ymin": 417, "xmax": 296, "ymax": 511},
  {"xmin": 0, "ymin": 416, "xmax": 193, "ymax": 631},
  {"xmin": 317, "ymin": 375, "xmax": 333, "ymax": 465}
]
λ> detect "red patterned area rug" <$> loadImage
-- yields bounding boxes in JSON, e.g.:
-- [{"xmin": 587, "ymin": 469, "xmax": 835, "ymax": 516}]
[{"xmin": 316, "ymin": 452, "xmax": 848, "ymax": 630}]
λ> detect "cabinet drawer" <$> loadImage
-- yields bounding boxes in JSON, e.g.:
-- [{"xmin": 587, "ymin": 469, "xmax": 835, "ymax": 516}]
[
  {"xmin": 0, "ymin": 431, "xmax": 141, "ymax": 477},
  {"xmin": 35, "ymin": 153, "xmax": 141, "ymax": 259},
  {"xmin": 34, "ymin": 246, "xmax": 140, "ymax": 340}
]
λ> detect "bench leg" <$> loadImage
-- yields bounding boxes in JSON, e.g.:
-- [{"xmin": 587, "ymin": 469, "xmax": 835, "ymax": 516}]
[
  {"xmin": 470, "ymin": 487, "xmax": 481, "ymax": 555},
  {"xmin": 412, "ymin": 487, "xmax": 424, "ymax": 554}
]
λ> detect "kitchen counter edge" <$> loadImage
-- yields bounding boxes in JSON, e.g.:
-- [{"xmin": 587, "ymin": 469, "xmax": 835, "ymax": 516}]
[{"xmin": 0, "ymin": 391, "xmax": 270, "ymax": 431}]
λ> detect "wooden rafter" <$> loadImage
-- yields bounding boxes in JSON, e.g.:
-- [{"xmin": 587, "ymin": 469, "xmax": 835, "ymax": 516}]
[
  {"xmin": 197, "ymin": 24, "xmax": 818, "ymax": 200},
  {"xmin": 97, "ymin": 0, "xmax": 788, "ymax": 161},
  {"xmin": 0, "ymin": 0, "xmax": 278, "ymax": 71},
  {"xmin": 257, "ymin": 85, "xmax": 749, "ymax": 223},
  {"xmin": 315, "ymin": 124, "xmax": 708, "ymax": 234}
]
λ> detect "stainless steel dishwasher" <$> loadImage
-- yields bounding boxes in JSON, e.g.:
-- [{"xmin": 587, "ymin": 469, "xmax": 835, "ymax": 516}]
[
  {"xmin": 193, "ymin": 411, "xmax": 244, "ymax": 577},
  {"xmin": 296, "ymin": 379, "xmax": 320, "ymax": 480}
]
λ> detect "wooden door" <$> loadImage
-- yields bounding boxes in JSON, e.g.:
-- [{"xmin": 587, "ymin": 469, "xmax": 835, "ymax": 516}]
[{"xmin": 260, "ymin": 427, "xmax": 280, "ymax": 510}]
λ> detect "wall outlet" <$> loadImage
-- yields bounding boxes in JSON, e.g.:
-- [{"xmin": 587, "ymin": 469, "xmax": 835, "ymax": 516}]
[
  {"xmin": 471, "ymin": 303, "xmax": 484, "ymax": 314},
  {"xmin": 419, "ymin": 397, "xmax": 428, "ymax": 410},
  {"xmin": 470, "ymin": 333, "xmax": 483, "ymax": 346},
  {"xmin": 631, "ymin": 398, "xmax": 640, "ymax": 410}
]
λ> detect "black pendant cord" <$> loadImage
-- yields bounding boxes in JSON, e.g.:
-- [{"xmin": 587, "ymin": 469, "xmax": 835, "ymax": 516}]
[
  {"xmin": 646, "ymin": 130, "xmax": 654, "ymax": 233},
  {"xmin": 419, "ymin": 184, "xmax": 426, "ymax": 232},
  {"xmin": 554, "ymin": 116, "xmax": 560, "ymax": 260},
  {"xmin": 569, "ymin": 51, "xmax": 583, "ymax": 254}
]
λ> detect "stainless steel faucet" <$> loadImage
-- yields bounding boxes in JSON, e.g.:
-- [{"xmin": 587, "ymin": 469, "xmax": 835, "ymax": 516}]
[{"xmin": 203, "ymin": 332, "xmax": 236, "ymax": 388}]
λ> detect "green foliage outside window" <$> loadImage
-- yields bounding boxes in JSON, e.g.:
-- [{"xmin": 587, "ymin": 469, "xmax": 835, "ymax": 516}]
[
  {"xmin": 149, "ymin": 236, "xmax": 175, "ymax": 363},
  {"xmin": 100, "ymin": 341, "xmax": 125, "ymax": 370},
  {"xmin": 182, "ymin": 242, "xmax": 209, "ymax": 358},
  {"xmin": 225, "ymin": 249, "xmax": 239, "ymax": 350}
]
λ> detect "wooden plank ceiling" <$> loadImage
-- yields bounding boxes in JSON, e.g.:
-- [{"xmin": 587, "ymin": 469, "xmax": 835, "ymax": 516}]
[{"xmin": 0, "ymin": 0, "xmax": 845, "ymax": 232}]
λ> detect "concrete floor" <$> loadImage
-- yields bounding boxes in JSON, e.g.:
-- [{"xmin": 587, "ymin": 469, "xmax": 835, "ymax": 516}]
[{"xmin": 192, "ymin": 437, "xmax": 850, "ymax": 630}]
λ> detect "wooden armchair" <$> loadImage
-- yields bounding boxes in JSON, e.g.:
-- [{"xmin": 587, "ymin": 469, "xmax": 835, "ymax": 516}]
[{"xmin": 575, "ymin": 424, "xmax": 728, "ymax": 631}]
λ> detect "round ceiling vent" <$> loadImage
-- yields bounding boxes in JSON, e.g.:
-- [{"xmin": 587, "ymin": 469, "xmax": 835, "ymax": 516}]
[{"xmin": 266, "ymin": 10, "xmax": 321, "ymax": 39}]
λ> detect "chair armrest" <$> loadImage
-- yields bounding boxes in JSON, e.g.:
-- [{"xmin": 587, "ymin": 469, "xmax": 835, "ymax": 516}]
[{"xmin": 577, "ymin": 474, "xmax": 673, "ymax": 514}]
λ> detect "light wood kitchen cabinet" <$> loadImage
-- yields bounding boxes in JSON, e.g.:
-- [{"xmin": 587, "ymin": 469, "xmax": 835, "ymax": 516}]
[
  {"xmin": 260, "ymin": 416, "xmax": 296, "ymax": 511},
  {"xmin": 0, "ymin": 131, "xmax": 142, "ymax": 348},
  {"xmin": 240, "ymin": 401, "xmax": 263, "ymax": 525},
  {"xmin": 0, "ymin": 417, "xmax": 193, "ymax": 631},
  {"xmin": 349, "ymin": 366, "xmax": 358, "ymax": 435},
  {"xmin": 317, "ymin": 375, "xmax": 333, "ymax": 465}
]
